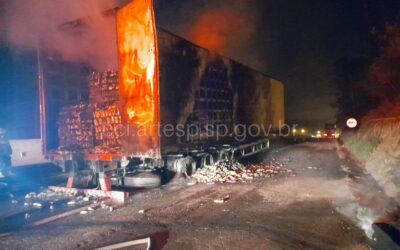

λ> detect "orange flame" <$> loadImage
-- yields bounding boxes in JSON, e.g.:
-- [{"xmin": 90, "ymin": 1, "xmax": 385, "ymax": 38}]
[
  {"xmin": 187, "ymin": 9, "xmax": 251, "ymax": 53},
  {"xmin": 117, "ymin": 0, "xmax": 160, "ymax": 157}
]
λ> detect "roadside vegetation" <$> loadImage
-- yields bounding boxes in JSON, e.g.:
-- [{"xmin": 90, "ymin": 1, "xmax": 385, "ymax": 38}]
[{"xmin": 340, "ymin": 22, "xmax": 400, "ymax": 204}]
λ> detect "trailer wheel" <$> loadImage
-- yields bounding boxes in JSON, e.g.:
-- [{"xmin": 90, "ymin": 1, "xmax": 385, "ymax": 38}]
[
  {"xmin": 183, "ymin": 158, "xmax": 197, "ymax": 177},
  {"xmin": 123, "ymin": 173, "xmax": 161, "ymax": 188},
  {"xmin": 174, "ymin": 157, "xmax": 196, "ymax": 177},
  {"xmin": 201, "ymin": 154, "xmax": 214, "ymax": 168},
  {"xmin": 218, "ymin": 150, "xmax": 231, "ymax": 162}
]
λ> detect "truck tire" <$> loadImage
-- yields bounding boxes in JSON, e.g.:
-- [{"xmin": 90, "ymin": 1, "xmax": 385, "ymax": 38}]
[{"xmin": 123, "ymin": 173, "xmax": 161, "ymax": 188}]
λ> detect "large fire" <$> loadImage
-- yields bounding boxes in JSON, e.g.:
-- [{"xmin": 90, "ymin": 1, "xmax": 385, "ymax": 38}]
[{"xmin": 117, "ymin": 0, "xmax": 160, "ymax": 157}]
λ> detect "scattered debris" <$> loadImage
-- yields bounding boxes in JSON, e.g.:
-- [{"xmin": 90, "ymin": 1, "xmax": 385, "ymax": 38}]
[
  {"xmin": 25, "ymin": 192, "xmax": 36, "ymax": 199},
  {"xmin": 32, "ymin": 202, "xmax": 42, "ymax": 208},
  {"xmin": 95, "ymin": 237, "xmax": 151, "ymax": 250},
  {"xmin": 186, "ymin": 180, "xmax": 197, "ymax": 186},
  {"xmin": 37, "ymin": 193, "xmax": 47, "ymax": 198},
  {"xmin": 214, "ymin": 195, "xmax": 230, "ymax": 204},
  {"xmin": 193, "ymin": 160, "xmax": 290, "ymax": 184},
  {"xmin": 31, "ymin": 204, "xmax": 102, "ymax": 227},
  {"xmin": 67, "ymin": 200, "xmax": 77, "ymax": 206}
]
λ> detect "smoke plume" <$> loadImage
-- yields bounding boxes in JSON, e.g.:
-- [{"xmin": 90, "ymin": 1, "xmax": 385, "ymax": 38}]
[
  {"xmin": 3, "ymin": 0, "xmax": 130, "ymax": 70},
  {"xmin": 187, "ymin": 7, "xmax": 255, "ymax": 54},
  {"xmin": 155, "ymin": 0, "xmax": 262, "ymax": 71},
  {"xmin": 3, "ymin": 0, "xmax": 262, "ymax": 70},
  {"xmin": 187, "ymin": 1, "xmax": 260, "ymax": 69}
]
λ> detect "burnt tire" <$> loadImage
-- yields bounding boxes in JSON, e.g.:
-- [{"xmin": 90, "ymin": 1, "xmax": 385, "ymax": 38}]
[
  {"xmin": 175, "ymin": 157, "xmax": 197, "ymax": 177},
  {"xmin": 123, "ymin": 173, "xmax": 161, "ymax": 188}
]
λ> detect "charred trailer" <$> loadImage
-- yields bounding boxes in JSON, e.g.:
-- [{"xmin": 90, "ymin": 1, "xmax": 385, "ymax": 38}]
[{"xmin": 40, "ymin": 0, "xmax": 284, "ymax": 188}]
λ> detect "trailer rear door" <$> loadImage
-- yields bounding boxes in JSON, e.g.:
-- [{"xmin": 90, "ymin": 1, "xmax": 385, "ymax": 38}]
[
  {"xmin": 39, "ymin": 53, "xmax": 90, "ymax": 154},
  {"xmin": 116, "ymin": 0, "xmax": 161, "ymax": 159}
]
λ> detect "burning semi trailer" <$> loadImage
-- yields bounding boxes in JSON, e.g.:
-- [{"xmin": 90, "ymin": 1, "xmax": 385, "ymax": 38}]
[{"xmin": 39, "ymin": 0, "xmax": 284, "ymax": 189}]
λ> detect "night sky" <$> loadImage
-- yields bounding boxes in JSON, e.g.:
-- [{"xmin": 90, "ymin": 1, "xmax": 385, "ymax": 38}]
[{"xmin": 155, "ymin": 0, "xmax": 400, "ymax": 129}]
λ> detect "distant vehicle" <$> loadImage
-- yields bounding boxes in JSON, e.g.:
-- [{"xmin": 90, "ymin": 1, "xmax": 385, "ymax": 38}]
[{"xmin": 324, "ymin": 123, "xmax": 336, "ymax": 139}]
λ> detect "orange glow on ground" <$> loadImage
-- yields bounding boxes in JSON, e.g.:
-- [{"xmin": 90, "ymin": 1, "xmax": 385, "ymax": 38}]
[{"xmin": 117, "ymin": 0, "xmax": 160, "ymax": 157}]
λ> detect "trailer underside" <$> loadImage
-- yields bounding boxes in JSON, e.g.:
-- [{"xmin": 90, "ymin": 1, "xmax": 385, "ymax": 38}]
[{"xmin": 47, "ymin": 138, "xmax": 270, "ymax": 191}]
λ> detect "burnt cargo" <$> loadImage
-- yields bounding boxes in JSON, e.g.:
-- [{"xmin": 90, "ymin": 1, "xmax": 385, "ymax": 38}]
[
  {"xmin": 115, "ymin": 0, "xmax": 285, "ymax": 159},
  {"xmin": 157, "ymin": 29, "xmax": 285, "ymax": 152},
  {"xmin": 42, "ymin": 0, "xmax": 284, "ymax": 162}
]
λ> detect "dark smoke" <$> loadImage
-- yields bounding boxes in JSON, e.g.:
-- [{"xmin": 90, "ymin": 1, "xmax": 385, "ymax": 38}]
[
  {"xmin": 3, "ymin": 0, "xmax": 130, "ymax": 70},
  {"xmin": 186, "ymin": 5, "xmax": 254, "ymax": 53},
  {"xmin": 3, "ymin": 0, "xmax": 262, "ymax": 70},
  {"xmin": 155, "ymin": 0, "xmax": 264, "ymax": 72}
]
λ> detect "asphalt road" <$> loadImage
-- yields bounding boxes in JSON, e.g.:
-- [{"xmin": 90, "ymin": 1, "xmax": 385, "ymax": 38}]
[{"xmin": 0, "ymin": 141, "xmax": 398, "ymax": 249}]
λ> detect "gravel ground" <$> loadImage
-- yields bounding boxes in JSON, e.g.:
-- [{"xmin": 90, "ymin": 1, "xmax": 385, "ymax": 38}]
[{"xmin": 0, "ymin": 141, "xmax": 392, "ymax": 249}]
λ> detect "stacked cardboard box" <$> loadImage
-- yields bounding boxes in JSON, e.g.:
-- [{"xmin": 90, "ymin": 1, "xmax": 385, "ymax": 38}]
[
  {"xmin": 58, "ymin": 104, "xmax": 94, "ymax": 150},
  {"xmin": 89, "ymin": 70, "xmax": 119, "ymax": 104},
  {"xmin": 58, "ymin": 70, "xmax": 122, "ymax": 152},
  {"xmin": 93, "ymin": 102, "xmax": 122, "ymax": 152}
]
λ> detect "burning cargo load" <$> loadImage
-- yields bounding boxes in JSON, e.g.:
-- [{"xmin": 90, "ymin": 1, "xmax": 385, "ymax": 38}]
[
  {"xmin": 58, "ymin": 103, "xmax": 94, "ymax": 150},
  {"xmin": 45, "ymin": 0, "xmax": 284, "ymax": 164},
  {"xmin": 93, "ymin": 102, "xmax": 122, "ymax": 153},
  {"xmin": 57, "ymin": 71, "xmax": 122, "ymax": 153},
  {"xmin": 89, "ymin": 71, "xmax": 119, "ymax": 104}
]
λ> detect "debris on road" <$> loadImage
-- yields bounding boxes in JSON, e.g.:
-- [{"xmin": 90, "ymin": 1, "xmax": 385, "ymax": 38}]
[
  {"xmin": 67, "ymin": 200, "xmax": 77, "ymax": 206},
  {"xmin": 25, "ymin": 192, "xmax": 36, "ymax": 199},
  {"xmin": 31, "ymin": 203, "xmax": 103, "ymax": 227},
  {"xmin": 193, "ymin": 160, "xmax": 290, "ymax": 184},
  {"xmin": 214, "ymin": 195, "xmax": 230, "ymax": 204},
  {"xmin": 95, "ymin": 237, "xmax": 151, "ymax": 250},
  {"xmin": 32, "ymin": 203, "xmax": 42, "ymax": 208}
]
